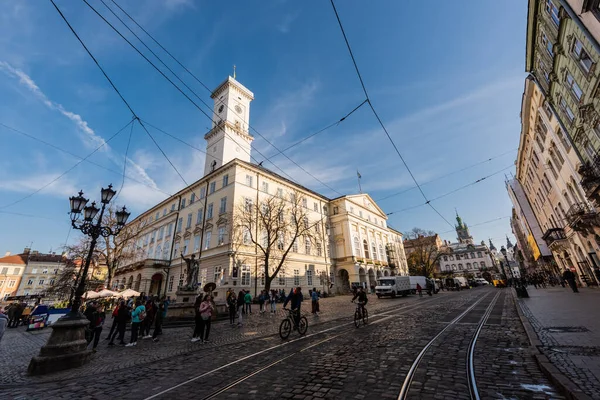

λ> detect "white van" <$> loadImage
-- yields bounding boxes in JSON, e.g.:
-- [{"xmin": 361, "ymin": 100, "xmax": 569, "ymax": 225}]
[
  {"xmin": 409, "ymin": 276, "xmax": 428, "ymax": 294},
  {"xmin": 475, "ymin": 278, "xmax": 489, "ymax": 285},
  {"xmin": 454, "ymin": 276, "xmax": 469, "ymax": 289},
  {"xmin": 375, "ymin": 276, "xmax": 411, "ymax": 298}
]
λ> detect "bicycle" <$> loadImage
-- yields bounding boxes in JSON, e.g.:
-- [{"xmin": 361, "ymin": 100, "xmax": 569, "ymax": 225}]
[
  {"xmin": 279, "ymin": 308, "xmax": 308, "ymax": 339},
  {"xmin": 352, "ymin": 301, "xmax": 368, "ymax": 328}
]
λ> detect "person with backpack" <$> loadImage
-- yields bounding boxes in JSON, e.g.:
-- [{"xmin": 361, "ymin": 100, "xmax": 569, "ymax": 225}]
[
  {"xmin": 126, "ymin": 300, "xmax": 145, "ymax": 347},
  {"xmin": 142, "ymin": 299, "xmax": 156, "ymax": 339},
  {"xmin": 87, "ymin": 304, "xmax": 106, "ymax": 353},
  {"xmin": 227, "ymin": 291, "xmax": 237, "ymax": 326},
  {"xmin": 194, "ymin": 294, "xmax": 214, "ymax": 343},
  {"xmin": 244, "ymin": 290, "xmax": 252, "ymax": 314}
]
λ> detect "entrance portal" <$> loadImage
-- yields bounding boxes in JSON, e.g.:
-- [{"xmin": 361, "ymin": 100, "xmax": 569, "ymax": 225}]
[
  {"xmin": 150, "ymin": 273, "xmax": 163, "ymax": 297},
  {"xmin": 338, "ymin": 269, "xmax": 350, "ymax": 294}
]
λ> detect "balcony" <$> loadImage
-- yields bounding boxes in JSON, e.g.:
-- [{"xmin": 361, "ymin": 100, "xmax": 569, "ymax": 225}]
[
  {"xmin": 566, "ymin": 202, "xmax": 599, "ymax": 234},
  {"xmin": 542, "ymin": 227, "xmax": 569, "ymax": 251},
  {"xmin": 579, "ymin": 154, "xmax": 600, "ymax": 203}
]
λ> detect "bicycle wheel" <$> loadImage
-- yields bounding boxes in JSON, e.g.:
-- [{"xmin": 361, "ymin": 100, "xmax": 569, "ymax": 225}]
[
  {"xmin": 363, "ymin": 308, "xmax": 368, "ymax": 325},
  {"xmin": 354, "ymin": 310, "xmax": 361, "ymax": 328},
  {"xmin": 298, "ymin": 316, "xmax": 308, "ymax": 336},
  {"xmin": 279, "ymin": 318, "xmax": 292, "ymax": 340}
]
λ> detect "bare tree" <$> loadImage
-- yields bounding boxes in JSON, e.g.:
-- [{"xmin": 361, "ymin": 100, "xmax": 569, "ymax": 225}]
[
  {"xmin": 95, "ymin": 207, "xmax": 144, "ymax": 288},
  {"xmin": 233, "ymin": 190, "xmax": 325, "ymax": 293},
  {"xmin": 403, "ymin": 228, "xmax": 446, "ymax": 277}
]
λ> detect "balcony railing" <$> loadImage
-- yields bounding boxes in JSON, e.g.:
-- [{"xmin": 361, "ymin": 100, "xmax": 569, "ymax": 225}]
[
  {"xmin": 542, "ymin": 227, "xmax": 568, "ymax": 248},
  {"xmin": 579, "ymin": 154, "xmax": 600, "ymax": 202},
  {"xmin": 566, "ymin": 202, "xmax": 599, "ymax": 234}
]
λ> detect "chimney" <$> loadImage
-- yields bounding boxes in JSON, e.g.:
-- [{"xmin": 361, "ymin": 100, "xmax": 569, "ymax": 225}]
[
  {"xmin": 4, "ymin": 251, "xmax": 10, "ymax": 257},
  {"xmin": 23, "ymin": 247, "xmax": 31, "ymax": 254}
]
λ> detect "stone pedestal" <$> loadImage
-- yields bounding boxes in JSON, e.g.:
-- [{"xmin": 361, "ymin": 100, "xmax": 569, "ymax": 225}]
[
  {"xmin": 28, "ymin": 314, "xmax": 92, "ymax": 375},
  {"xmin": 176, "ymin": 288, "xmax": 198, "ymax": 304}
]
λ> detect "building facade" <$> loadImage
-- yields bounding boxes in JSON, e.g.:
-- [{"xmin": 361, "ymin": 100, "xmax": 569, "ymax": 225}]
[
  {"xmin": 0, "ymin": 253, "xmax": 25, "ymax": 303},
  {"xmin": 512, "ymin": 75, "xmax": 600, "ymax": 285},
  {"xmin": 15, "ymin": 250, "xmax": 68, "ymax": 299},
  {"xmin": 113, "ymin": 75, "xmax": 410, "ymax": 300},
  {"xmin": 439, "ymin": 215, "xmax": 495, "ymax": 278}
]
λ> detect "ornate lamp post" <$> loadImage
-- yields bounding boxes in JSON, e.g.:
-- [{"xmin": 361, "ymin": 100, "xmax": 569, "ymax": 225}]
[{"xmin": 29, "ymin": 184, "xmax": 130, "ymax": 375}]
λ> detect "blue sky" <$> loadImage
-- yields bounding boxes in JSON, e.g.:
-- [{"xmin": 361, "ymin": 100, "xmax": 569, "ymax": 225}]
[{"xmin": 0, "ymin": 0, "xmax": 525, "ymax": 254}]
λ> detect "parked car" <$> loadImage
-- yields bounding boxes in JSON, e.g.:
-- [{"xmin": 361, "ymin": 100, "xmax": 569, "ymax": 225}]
[
  {"xmin": 475, "ymin": 278, "xmax": 490, "ymax": 285},
  {"xmin": 375, "ymin": 276, "xmax": 411, "ymax": 298}
]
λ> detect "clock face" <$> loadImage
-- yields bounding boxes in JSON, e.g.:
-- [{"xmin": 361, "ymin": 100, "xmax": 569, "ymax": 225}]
[
  {"xmin": 218, "ymin": 105, "xmax": 224, "ymax": 113},
  {"xmin": 235, "ymin": 105, "xmax": 242, "ymax": 114}
]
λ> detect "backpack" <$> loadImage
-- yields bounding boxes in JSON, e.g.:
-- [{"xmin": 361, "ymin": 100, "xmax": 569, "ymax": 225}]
[{"xmin": 137, "ymin": 308, "xmax": 146, "ymax": 321}]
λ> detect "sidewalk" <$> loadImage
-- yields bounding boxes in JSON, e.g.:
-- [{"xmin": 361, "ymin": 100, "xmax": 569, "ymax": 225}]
[{"xmin": 516, "ymin": 286, "xmax": 600, "ymax": 399}]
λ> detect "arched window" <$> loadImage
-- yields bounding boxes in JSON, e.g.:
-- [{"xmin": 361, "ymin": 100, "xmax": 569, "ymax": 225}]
[
  {"xmin": 450, "ymin": 255, "xmax": 454, "ymax": 261},
  {"xmin": 445, "ymin": 264, "xmax": 450, "ymax": 271},
  {"xmin": 135, "ymin": 274, "xmax": 141, "ymax": 291},
  {"xmin": 443, "ymin": 256, "xmax": 448, "ymax": 261},
  {"xmin": 379, "ymin": 244, "xmax": 385, "ymax": 261},
  {"xmin": 371, "ymin": 242, "xmax": 378, "ymax": 260},
  {"xmin": 363, "ymin": 240, "xmax": 370, "ymax": 259},
  {"xmin": 354, "ymin": 237, "xmax": 361, "ymax": 256},
  {"xmin": 470, "ymin": 252, "xmax": 475, "ymax": 259},
  {"xmin": 458, "ymin": 263, "xmax": 463, "ymax": 270},
  {"xmin": 473, "ymin": 261, "xmax": 478, "ymax": 269},
  {"xmin": 452, "ymin": 264, "xmax": 456, "ymax": 271},
  {"xmin": 466, "ymin": 262, "xmax": 472, "ymax": 269}
]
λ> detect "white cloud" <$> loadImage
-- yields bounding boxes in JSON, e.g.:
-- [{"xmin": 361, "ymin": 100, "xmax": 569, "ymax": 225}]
[
  {"xmin": 276, "ymin": 12, "xmax": 298, "ymax": 34},
  {"xmin": 0, "ymin": 60, "xmax": 105, "ymax": 149},
  {"xmin": 0, "ymin": 173, "xmax": 78, "ymax": 198}
]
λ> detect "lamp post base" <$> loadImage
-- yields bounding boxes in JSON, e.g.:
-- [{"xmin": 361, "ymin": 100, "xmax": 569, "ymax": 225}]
[{"xmin": 28, "ymin": 315, "xmax": 92, "ymax": 375}]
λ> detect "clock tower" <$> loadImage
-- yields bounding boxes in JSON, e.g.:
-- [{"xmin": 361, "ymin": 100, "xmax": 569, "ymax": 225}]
[{"xmin": 204, "ymin": 75, "xmax": 254, "ymax": 176}]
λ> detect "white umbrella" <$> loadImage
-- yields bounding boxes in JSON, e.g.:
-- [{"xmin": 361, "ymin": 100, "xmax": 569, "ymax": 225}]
[
  {"xmin": 117, "ymin": 288, "xmax": 140, "ymax": 299},
  {"xmin": 97, "ymin": 289, "xmax": 118, "ymax": 298},
  {"xmin": 83, "ymin": 290, "xmax": 100, "ymax": 299}
]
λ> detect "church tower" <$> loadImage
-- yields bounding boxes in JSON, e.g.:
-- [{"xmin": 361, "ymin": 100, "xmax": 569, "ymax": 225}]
[
  {"xmin": 204, "ymin": 74, "xmax": 254, "ymax": 176},
  {"xmin": 455, "ymin": 212, "xmax": 474, "ymax": 244}
]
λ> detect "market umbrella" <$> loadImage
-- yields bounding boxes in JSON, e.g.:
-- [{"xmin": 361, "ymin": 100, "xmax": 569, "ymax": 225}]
[
  {"xmin": 97, "ymin": 289, "xmax": 118, "ymax": 298},
  {"xmin": 83, "ymin": 290, "xmax": 100, "ymax": 299},
  {"xmin": 117, "ymin": 288, "xmax": 140, "ymax": 299}
]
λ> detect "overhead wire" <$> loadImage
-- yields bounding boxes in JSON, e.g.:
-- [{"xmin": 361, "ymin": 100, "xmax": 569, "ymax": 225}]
[
  {"xmin": 97, "ymin": 0, "xmax": 350, "ymax": 196},
  {"xmin": 386, "ymin": 164, "xmax": 515, "ymax": 215},
  {"xmin": 329, "ymin": 0, "xmax": 453, "ymax": 228},
  {"xmin": 113, "ymin": 120, "xmax": 135, "ymax": 203},
  {"xmin": 439, "ymin": 216, "xmax": 511, "ymax": 235},
  {"xmin": 0, "ymin": 118, "xmax": 135, "ymax": 210},
  {"xmin": 375, "ymin": 148, "xmax": 518, "ymax": 202}
]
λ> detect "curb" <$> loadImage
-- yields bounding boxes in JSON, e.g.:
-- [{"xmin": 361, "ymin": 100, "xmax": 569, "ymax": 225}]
[{"xmin": 510, "ymin": 289, "xmax": 592, "ymax": 400}]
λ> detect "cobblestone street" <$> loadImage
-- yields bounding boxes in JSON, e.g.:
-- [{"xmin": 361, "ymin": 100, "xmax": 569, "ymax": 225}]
[
  {"xmin": 516, "ymin": 286, "xmax": 600, "ymax": 399},
  {"xmin": 0, "ymin": 287, "xmax": 566, "ymax": 399}
]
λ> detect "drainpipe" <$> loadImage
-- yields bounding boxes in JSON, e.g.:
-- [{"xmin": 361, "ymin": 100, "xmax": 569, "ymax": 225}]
[{"xmin": 255, "ymin": 171, "xmax": 260, "ymax": 297}]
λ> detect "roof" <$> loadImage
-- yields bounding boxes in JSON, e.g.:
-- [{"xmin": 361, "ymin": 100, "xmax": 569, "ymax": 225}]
[
  {"xmin": 403, "ymin": 235, "xmax": 440, "ymax": 248},
  {"xmin": 0, "ymin": 254, "xmax": 27, "ymax": 265},
  {"xmin": 330, "ymin": 193, "xmax": 387, "ymax": 218},
  {"xmin": 28, "ymin": 254, "xmax": 66, "ymax": 263}
]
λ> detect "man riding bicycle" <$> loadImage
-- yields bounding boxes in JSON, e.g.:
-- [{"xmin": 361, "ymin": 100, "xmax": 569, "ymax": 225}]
[
  {"xmin": 283, "ymin": 287, "xmax": 303, "ymax": 329},
  {"xmin": 351, "ymin": 286, "xmax": 368, "ymax": 316}
]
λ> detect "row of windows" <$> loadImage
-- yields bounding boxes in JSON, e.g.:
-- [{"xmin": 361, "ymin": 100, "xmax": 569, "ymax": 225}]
[
  {"xmin": 443, "ymin": 261, "xmax": 486, "ymax": 271},
  {"xmin": 0, "ymin": 280, "xmax": 16, "ymax": 288},
  {"xmin": 333, "ymin": 206, "xmax": 385, "ymax": 227},
  {"xmin": 0, "ymin": 267, "xmax": 20, "ymax": 275},
  {"xmin": 241, "ymin": 230, "xmax": 325, "ymax": 257},
  {"xmin": 24, "ymin": 278, "xmax": 55, "ymax": 286},
  {"xmin": 443, "ymin": 252, "xmax": 483, "ymax": 262},
  {"xmin": 353, "ymin": 237, "xmax": 387, "ymax": 261},
  {"xmin": 147, "ymin": 226, "xmax": 230, "ymax": 260}
]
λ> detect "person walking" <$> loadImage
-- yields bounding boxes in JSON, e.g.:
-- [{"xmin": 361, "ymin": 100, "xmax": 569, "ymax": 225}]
[
  {"xmin": 258, "ymin": 290, "xmax": 266, "ymax": 314},
  {"xmin": 270, "ymin": 290, "xmax": 277, "ymax": 313},
  {"xmin": 152, "ymin": 298, "xmax": 167, "ymax": 342},
  {"xmin": 108, "ymin": 300, "xmax": 128, "ymax": 346},
  {"xmin": 0, "ymin": 309, "xmax": 8, "ymax": 343},
  {"xmin": 244, "ymin": 290, "xmax": 252, "ymax": 315},
  {"xmin": 197, "ymin": 294, "xmax": 214, "ymax": 343},
  {"xmin": 227, "ymin": 291, "xmax": 237, "ymax": 326},
  {"xmin": 86, "ymin": 303, "xmax": 105, "ymax": 352},
  {"xmin": 562, "ymin": 269, "xmax": 579, "ymax": 293},
  {"xmin": 237, "ymin": 290, "xmax": 245, "ymax": 327},
  {"xmin": 126, "ymin": 300, "xmax": 145, "ymax": 347},
  {"xmin": 416, "ymin": 283, "xmax": 423, "ymax": 297},
  {"xmin": 192, "ymin": 295, "xmax": 203, "ymax": 342},
  {"xmin": 311, "ymin": 287, "xmax": 320, "ymax": 316},
  {"xmin": 142, "ymin": 299, "xmax": 156, "ymax": 339},
  {"xmin": 105, "ymin": 302, "xmax": 120, "ymax": 341}
]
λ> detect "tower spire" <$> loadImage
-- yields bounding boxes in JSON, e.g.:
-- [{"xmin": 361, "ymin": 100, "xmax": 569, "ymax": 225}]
[{"xmin": 233, "ymin": 64, "xmax": 236, "ymax": 79}]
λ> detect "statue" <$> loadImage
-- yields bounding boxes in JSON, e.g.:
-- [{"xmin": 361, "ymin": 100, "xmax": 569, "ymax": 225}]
[{"xmin": 181, "ymin": 253, "xmax": 199, "ymax": 291}]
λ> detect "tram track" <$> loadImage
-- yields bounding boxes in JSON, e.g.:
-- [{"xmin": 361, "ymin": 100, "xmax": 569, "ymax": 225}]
[
  {"xmin": 144, "ymin": 289, "xmax": 490, "ymax": 400},
  {"xmin": 397, "ymin": 290, "xmax": 503, "ymax": 400}
]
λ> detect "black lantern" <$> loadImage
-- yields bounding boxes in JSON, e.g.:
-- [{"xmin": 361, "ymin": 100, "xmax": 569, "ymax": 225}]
[
  {"xmin": 115, "ymin": 206, "xmax": 131, "ymax": 227},
  {"xmin": 100, "ymin": 184, "xmax": 116, "ymax": 204}
]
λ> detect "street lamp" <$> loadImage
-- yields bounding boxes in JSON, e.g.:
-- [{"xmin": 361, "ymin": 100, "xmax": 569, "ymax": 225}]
[{"xmin": 29, "ymin": 184, "xmax": 130, "ymax": 375}]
